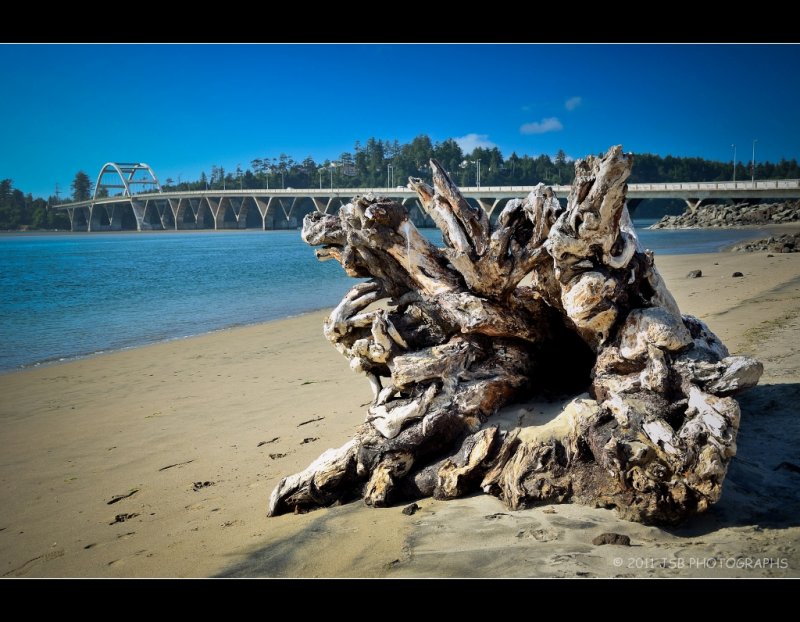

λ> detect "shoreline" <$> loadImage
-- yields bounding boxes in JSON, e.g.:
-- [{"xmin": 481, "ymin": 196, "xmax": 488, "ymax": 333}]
[
  {"xmin": 647, "ymin": 221, "xmax": 800, "ymax": 232},
  {"xmin": 5, "ymin": 223, "xmax": 799, "ymax": 374},
  {"xmin": 0, "ymin": 228, "xmax": 302, "ymax": 237},
  {"xmin": 0, "ymin": 306, "xmax": 336, "ymax": 377},
  {"xmin": 1, "ymin": 251, "xmax": 799, "ymax": 577},
  {"xmin": 721, "ymin": 223, "xmax": 800, "ymax": 252}
]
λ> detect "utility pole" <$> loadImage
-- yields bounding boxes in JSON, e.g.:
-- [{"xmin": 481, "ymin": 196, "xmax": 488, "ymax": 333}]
[{"xmin": 472, "ymin": 160, "xmax": 481, "ymax": 188}]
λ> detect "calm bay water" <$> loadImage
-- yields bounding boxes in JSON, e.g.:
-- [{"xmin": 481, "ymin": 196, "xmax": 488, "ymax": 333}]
[{"xmin": 0, "ymin": 222, "xmax": 762, "ymax": 372}]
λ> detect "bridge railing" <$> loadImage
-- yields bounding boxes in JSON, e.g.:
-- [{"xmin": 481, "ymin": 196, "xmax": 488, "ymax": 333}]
[
  {"xmin": 94, "ymin": 179, "xmax": 800, "ymax": 198},
  {"xmin": 629, "ymin": 179, "xmax": 800, "ymax": 192},
  {"xmin": 51, "ymin": 179, "xmax": 800, "ymax": 210}
]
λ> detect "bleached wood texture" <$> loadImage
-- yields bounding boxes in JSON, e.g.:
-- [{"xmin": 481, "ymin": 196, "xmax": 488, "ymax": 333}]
[{"xmin": 267, "ymin": 146, "xmax": 762, "ymax": 525}]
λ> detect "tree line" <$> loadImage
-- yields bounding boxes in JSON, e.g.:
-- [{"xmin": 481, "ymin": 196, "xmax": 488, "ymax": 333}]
[{"xmin": 2, "ymin": 135, "xmax": 799, "ymax": 230}]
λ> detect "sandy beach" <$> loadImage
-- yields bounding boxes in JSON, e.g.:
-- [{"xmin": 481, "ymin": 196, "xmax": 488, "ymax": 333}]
[{"xmin": 1, "ymin": 249, "xmax": 799, "ymax": 578}]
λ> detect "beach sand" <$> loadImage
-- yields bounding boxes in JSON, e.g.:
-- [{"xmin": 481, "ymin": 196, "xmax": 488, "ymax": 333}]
[{"xmin": 1, "ymin": 250, "xmax": 799, "ymax": 578}]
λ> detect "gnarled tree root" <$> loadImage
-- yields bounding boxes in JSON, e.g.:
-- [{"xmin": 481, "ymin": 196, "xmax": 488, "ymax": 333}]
[{"xmin": 267, "ymin": 145, "xmax": 762, "ymax": 525}]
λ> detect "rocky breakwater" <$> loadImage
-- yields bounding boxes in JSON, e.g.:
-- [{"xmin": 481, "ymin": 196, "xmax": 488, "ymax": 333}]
[
  {"xmin": 729, "ymin": 232, "xmax": 800, "ymax": 253},
  {"xmin": 650, "ymin": 200, "xmax": 800, "ymax": 229}
]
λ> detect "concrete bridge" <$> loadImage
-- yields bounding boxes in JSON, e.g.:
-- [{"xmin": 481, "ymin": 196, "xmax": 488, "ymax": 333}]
[{"xmin": 52, "ymin": 162, "xmax": 800, "ymax": 232}]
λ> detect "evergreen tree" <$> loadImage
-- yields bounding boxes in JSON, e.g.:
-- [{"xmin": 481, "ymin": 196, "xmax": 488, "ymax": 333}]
[{"xmin": 71, "ymin": 171, "xmax": 92, "ymax": 202}]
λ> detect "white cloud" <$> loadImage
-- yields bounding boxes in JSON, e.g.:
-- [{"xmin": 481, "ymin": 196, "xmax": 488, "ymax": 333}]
[
  {"xmin": 565, "ymin": 96, "xmax": 582, "ymax": 111},
  {"xmin": 520, "ymin": 117, "xmax": 563, "ymax": 135},
  {"xmin": 454, "ymin": 133, "xmax": 497, "ymax": 152}
]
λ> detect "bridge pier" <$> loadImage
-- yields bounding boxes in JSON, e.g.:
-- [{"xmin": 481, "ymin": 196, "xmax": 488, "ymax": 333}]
[
  {"xmin": 273, "ymin": 197, "xmax": 304, "ymax": 229},
  {"xmin": 310, "ymin": 197, "xmax": 326, "ymax": 214},
  {"xmin": 685, "ymin": 198, "xmax": 705, "ymax": 214},
  {"xmin": 207, "ymin": 197, "xmax": 237, "ymax": 230},
  {"xmin": 130, "ymin": 200, "xmax": 148, "ymax": 231},
  {"xmin": 107, "ymin": 205, "xmax": 124, "ymax": 230},
  {"xmin": 253, "ymin": 197, "xmax": 271, "ymax": 230},
  {"xmin": 204, "ymin": 196, "xmax": 222, "ymax": 230},
  {"xmin": 167, "ymin": 198, "xmax": 180, "ymax": 230},
  {"xmin": 196, "ymin": 199, "xmax": 214, "ymax": 229},
  {"xmin": 66, "ymin": 207, "xmax": 89, "ymax": 232},
  {"xmin": 234, "ymin": 197, "xmax": 252, "ymax": 229},
  {"xmin": 226, "ymin": 197, "xmax": 246, "ymax": 229},
  {"xmin": 88, "ymin": 203, "xmax": 125, "ymax": 231},
  {"xmin": 157, "ymin": 200, "xmax": 175, "ymax": 230},
  {"xmin": 140, "ymin": 199, "xmax": 164, "ymax": 230},
  {"xmin": 325, "ymin": 196, "xmax": 346, "ymax": 214}
]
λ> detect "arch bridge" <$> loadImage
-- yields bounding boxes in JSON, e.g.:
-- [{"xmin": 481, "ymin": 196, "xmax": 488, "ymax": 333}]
[{"xmin": 53, "ymin": 163, "xmax": 800, "ymax": 232}]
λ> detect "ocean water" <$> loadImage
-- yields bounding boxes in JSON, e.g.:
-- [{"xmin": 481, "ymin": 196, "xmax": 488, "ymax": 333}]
[{"xmin": 0, "ymin": 222, "xmax": 762, "ymax": 372}]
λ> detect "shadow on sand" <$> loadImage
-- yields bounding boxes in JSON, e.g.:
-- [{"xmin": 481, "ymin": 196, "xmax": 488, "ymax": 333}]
[
  {"xmin": 669, "ymin": 381, "xmax": 800, "ymax": 537},
  {"xmin": 217, "ymin": 382, "xmax": 800, "ymax": 577}
]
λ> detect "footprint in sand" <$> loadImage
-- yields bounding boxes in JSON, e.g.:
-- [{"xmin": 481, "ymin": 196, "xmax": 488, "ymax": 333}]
[
  {"xmin": 516, "ymin": 527, "xmax": 561, "ymax": 542},
  {"xmin": 109, "ymin": 513, "xmax": 139, "ymax": 525},
  {"xmin": 107, "ymin": 489, "xmax": 138, "ymax": 505},
  {"xmin": 549, "ymin": 517, "xmax": 596, "ymax": 530},
  {"xmin": 3, "ymin": 549, "xmax": 64, "ymax": 576}
]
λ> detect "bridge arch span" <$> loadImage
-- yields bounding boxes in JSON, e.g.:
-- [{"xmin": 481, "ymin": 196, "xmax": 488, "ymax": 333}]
[{"xmin": 93, "ymin": 162, "xmax": 162, "ymax": 200}]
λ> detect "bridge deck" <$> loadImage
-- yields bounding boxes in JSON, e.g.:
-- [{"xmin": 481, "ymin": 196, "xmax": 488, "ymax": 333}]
[{"xmin": 52, "ymin": 180, "xmax": 800, "ymax": 232}]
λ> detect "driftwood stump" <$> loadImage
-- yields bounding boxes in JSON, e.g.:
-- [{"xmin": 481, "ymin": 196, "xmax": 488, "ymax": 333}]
[{"xmin": 267, "ymin": 146, "xmax": 763, "ymax": 525}]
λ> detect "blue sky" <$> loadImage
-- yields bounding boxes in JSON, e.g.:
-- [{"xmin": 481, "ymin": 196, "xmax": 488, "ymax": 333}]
[{"xmin": 1, "ymin": 43, "xmax": 798, "ymax": 198}]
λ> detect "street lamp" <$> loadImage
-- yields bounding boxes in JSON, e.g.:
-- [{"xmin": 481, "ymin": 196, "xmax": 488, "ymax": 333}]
[
  {"xmin": 751, "ymin": 139, "xmax": 758, "ymax": 186},
  {"xmin": 462, "ymin": 159, "xmax": 481, "ymax": 187},
  {"xmin": 318, "ymin": 169, "xmax": 324, "ymax": 189},
  {"xmin": 387, "ymin": 164, "xmax": 394, "ymax": 189},
  {"xmin": 281, "ymin": 171, "xmax": 285, "ymax": 189},
  {"xmin": 731, "ymin": 144, "xmax": 736, "ymax": 183},
  {"xmin": 238, "ymin": 163, "xmax": 243, "ymax": 190}
]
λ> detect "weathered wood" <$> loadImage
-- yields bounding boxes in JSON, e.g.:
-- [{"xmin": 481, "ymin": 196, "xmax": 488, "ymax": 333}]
[{"xmin": 267, "ymin": 145, "xmax": 762, "ymax": 525}]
